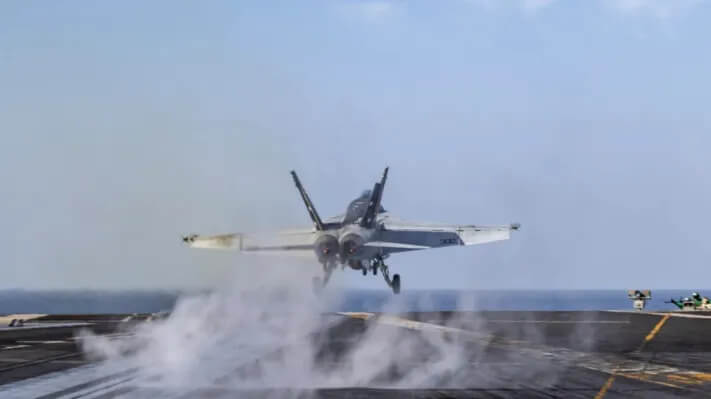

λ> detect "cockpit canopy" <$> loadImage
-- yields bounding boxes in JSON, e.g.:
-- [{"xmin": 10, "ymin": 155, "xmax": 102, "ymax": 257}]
[{"xmin": 343, "ymin": 190, "xmax": 386, "ymax": 224}]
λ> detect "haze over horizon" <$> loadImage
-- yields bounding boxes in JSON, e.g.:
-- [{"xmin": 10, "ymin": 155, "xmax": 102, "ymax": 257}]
[{"xmin": 2, "ymin": 1, "xmax": 710, "ymax": 290}]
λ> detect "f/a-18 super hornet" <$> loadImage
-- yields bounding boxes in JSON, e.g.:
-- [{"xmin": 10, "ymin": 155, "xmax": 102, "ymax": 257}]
[{"xmin": 183, "ymin": 167, "xmax": 520, "ymax": 294}]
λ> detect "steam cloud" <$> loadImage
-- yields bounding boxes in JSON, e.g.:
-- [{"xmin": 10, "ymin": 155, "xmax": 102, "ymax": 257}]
[{"xmin": 79, "ymin": 261, "xmax": 576, "ymax": 397}]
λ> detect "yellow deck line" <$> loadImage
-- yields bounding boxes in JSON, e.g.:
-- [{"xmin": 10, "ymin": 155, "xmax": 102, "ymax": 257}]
[
  {"xmin": 606, "ymin": 310, "xmax": 711, "ymax": 319},
  {"xmin": 595, "ymin": 314, "xmax": 672, "ymax": 398},
  {"xmin": 338, "ymin": 312, "xmax": 708, "ymax": 395},
  {"xmin": 644, "ymin": 314, "xmax": 670, "ymax": 343},
  {"xmin": 594, "ymin": 374, "xmax": 617, "ymax": 399}
]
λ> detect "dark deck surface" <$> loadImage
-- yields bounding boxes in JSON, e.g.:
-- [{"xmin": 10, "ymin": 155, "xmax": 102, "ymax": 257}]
[{"xmin": 2, "ymin": 311, "xmax": 711, "ymax": 398}]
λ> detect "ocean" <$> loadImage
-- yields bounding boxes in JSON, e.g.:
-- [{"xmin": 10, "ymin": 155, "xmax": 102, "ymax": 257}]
[{"xmin": 0, "ymin": 289, "xmax": 703, "ymax": 314}]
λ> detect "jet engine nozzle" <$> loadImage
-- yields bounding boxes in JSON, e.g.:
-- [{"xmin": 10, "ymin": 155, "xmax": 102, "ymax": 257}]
[
  {"xmin": 340, "ymin": 233, "xmax": 365, "ymax": 260},
  {"xmin": 314, "ymin": 234, "xmax": 339, "ymax": 263}
]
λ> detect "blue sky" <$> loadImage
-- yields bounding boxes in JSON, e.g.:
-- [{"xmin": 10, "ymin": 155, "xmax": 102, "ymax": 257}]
[{"xmin": 1, "ymin": 1, "xmax": 710, "ymax": 290}]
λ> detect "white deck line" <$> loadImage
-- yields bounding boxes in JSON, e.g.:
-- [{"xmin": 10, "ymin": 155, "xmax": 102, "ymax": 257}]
[{"xmin": 605, "ymin": 310, "xmax": 711, "ymax": 319}]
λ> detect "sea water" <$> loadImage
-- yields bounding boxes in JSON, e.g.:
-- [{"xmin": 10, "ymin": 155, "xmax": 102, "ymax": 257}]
[{"xmin": 0, "ymin": 289, "xmax": 702, "ymax": 314}]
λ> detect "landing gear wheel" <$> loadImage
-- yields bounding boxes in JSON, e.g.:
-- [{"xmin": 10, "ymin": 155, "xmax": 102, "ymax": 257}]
[
  {"xmin": 312, "ymin": 276, "xmax": 323, "ymax": 295},
  {"xmin": 362, "ymin": 267, "xmax": 367, "ymax": 276},
  {"xmin": 373, "ymin": 267, "xmax": 377, "ymax": 276},
  {"xmin": 392, "ymin": 274, "xmax": 401, "ymax": 295}
]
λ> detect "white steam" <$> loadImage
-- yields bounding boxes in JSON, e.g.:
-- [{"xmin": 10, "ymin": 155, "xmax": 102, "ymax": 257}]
[{"xmin": 79, "ymin": 261, "xmax": 573, "ymax": 395}]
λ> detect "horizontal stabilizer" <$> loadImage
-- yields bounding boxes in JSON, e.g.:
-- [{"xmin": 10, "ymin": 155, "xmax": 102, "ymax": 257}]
[
  {"xmin": 182, "ymin": 233, "xmax": 241, "ymax": 250},
  {"xmin": 363, "ymin": 241, "xmax": 430, "ymax": 250},
  {"xmin": 182, "ymin": 229, "xmax": 316, "ymax": 257}
]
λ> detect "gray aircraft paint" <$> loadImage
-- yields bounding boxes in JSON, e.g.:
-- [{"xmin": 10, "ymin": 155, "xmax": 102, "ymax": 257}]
[{"xmin": 183, "ymin": 168, "xmax": 519, "ymax": 292}]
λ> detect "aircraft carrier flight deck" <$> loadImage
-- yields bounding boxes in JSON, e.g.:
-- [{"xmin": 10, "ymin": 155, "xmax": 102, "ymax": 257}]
[{"xmin": 2, "ymin": 310, "xmax": 711, "ymax": 398}]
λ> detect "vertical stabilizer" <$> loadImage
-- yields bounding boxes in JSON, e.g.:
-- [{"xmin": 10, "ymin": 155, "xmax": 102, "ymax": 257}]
[
  {"xmin": 291, "ymin": 171, "xmax": 324, "ymax": 231},
  {"xmin": 360, "ymin": 167, "xmax": 389, "ymax": 228}
]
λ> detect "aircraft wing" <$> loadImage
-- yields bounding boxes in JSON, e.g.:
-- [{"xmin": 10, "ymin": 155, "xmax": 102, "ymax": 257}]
[
  {"xmin": 182, "ymin": 229, "xmax": 316, "ymax": 257},
  {"xmin": 365, "ymin": 221, "xmax": 520, "ymax": 255}
]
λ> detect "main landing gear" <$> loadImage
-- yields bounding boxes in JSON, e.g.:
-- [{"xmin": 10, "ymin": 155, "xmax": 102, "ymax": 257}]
[
  {"xmin": 372, "ymin": 257, "xmax": 400, "ymax": 295},
  {"xmin": 312, "ymin": 258, "xmax": 401, "ymax": 295}
]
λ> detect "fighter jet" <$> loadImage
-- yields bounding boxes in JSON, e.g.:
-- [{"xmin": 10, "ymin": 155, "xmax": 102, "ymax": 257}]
[{"xmin": 182, "ymin": 167, "xmax": 520, "ymax": 294}]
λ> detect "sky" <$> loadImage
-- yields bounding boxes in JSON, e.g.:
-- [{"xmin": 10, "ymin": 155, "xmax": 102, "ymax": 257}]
[{"xmin": 1, "ymin": 0, "xmax": 710, "ymax": 290}]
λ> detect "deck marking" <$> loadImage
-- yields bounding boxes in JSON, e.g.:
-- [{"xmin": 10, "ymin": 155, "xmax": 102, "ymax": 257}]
[
  {"xmin": 65, "ymin": 375, "xmax": 137, "ymax": 398},
  {"xmin": 606, "ymin": 310, "xmax": 711, "ymax": 319},
  {"xmin": 481, "ymin": 320, "xmax": 629, "ymax": 324},
  {"xmin": 17, "ymin": 340, "xmax": 71, "ymax": 344},
  {"xmin": 666, "ymin": 372, "xmax": 711, "ymax": 385},
  {"xmin": 595, "ymin": 314, "xmax": 672, "ymax": 398},
  {"xmin": 644, "ymin": 314, "xmax": 670, "ymax": 343},
  {"xmin": 31, "ymin": 367, "xmax": 138, "ymax": 399},
  {"xmin": 338, "ymin": 312, "xmax": 707, "ymax": 394},
  {"xmin": 594, "ymin": 374, "xmax": 616, "ymax": 399},
  {"xmin": 1, "ymin": 345, "xmax": 30, "ymax": 350},
  {"xmin": 0, "ymin": 314, "xmax": 47, "ymax": 324},
  {"xmin": 0, "ymin": 352, "xmax": 82, "ymax": 373}
]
